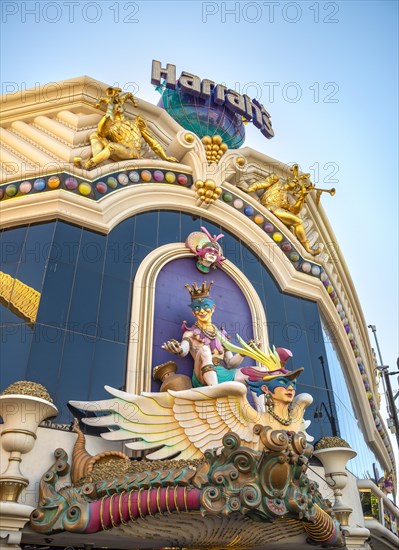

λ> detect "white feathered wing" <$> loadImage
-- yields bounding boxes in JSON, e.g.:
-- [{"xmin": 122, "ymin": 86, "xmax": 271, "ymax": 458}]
[{"xmin": 70, "ymin": 382, "xmax": 264, "ymax": 460}]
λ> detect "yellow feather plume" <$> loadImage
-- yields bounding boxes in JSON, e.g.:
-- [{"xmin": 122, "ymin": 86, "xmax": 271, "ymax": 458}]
[{"xmin": 217, "ymin": 332, "xmax": 281, "ymax": 371}]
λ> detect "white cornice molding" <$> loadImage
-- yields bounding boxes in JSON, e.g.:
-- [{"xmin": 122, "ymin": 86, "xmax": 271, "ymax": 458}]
[
  {"xmin": 307, "ymin": 198, "xmax": 376, "ymax": 377},
  {"xmin": 1, "ymin": 78, "xmax": 193, "ymax": 184}
]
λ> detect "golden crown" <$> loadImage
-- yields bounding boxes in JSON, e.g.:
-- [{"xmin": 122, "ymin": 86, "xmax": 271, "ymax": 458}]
[{"xmin": 185, "ymin": 281, "xmax": 214, "ymax": 300}]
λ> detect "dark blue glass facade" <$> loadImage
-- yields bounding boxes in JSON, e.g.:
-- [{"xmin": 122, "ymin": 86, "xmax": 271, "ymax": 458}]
[
  {"xmin": 322, "ymin": 324, "xmax": 384, "ymax": 479},
  {"xmin": 1, "ymin": 211, "xmax": 341, "ymax": 444}
]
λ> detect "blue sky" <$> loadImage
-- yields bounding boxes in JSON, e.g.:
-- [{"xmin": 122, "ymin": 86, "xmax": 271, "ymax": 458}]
[{"xmin": 1, "ymin": 1, "xmax": 398, "ymax": 397}]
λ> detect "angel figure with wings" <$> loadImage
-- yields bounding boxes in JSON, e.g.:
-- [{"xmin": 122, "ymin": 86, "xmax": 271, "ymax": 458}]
[
  {"xmin": 160, "ymin": 280, "xmax": 310, "ymax": 419},
  {"xmin": 70, "ymin": 333, "xmax": 312, "ymax": 461}
]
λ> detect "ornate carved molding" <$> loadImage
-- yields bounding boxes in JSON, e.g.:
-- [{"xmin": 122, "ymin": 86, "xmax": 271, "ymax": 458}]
[{"xmin": 30, "ymin": 431, "xmax": 343, "ymax": 548}]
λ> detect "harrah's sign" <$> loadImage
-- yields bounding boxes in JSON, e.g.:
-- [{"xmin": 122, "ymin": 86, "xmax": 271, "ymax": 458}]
[{"xmin": 151, "ymin": 60, "xmax": 274, "ymax": 140}]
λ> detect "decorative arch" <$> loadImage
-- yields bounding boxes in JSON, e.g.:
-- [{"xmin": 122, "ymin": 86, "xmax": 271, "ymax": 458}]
[{"xmin": 126, "ymin": 243, "xmax": 270, "ymax": 393}]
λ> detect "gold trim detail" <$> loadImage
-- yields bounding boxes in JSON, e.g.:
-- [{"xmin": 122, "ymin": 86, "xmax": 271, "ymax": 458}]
[
  {"xmin": 127, "ymin": 489, "xmax": 136, "ymax": 522},
  {"xmin": 0, "ymin": 480, "xmax": 27, "ymax": 502},
  {"xmin": 147, "ymin": 489, "xmax": 153, "ymax": 517},
  {"xmin": 183, "ymin": 487, "xmax": 189, "ymax": 512},
  {"xmin": 109, "ymin": 493, "xmax": 118, "ymax": 527},
  {"xmin": 165, "ymin": 486, "xmax": 171, "ymax": 514},
  {"xmin": 137, "ymin": 488, "xmax": 144, "ymax": 519},
  {"xmin": 174, "ymin": 486, "xmax": 180, "ymax": 513},
  {"xmin": 0, "ymin": 271, "xmax": 41, "ymax": 323},
  {"xmin": 99, "ymin": 495, "xmax": 109, "ymax": 531},
  {"xmin": 156, "ymin": 486, "xmax": 161, "ymax": 514},
  {"xmin": 302, "ymin": 504, "xmax": 335, "ymax": 542},
  {"xmin": 118, "ymin": 491, "xmax": 128, "ymax": 525}
]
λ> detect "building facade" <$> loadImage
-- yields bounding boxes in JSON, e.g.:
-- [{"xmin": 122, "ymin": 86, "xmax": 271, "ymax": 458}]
[{"xmin": 0, "ymin": 74, "xmax": 397, "ymax": 549}]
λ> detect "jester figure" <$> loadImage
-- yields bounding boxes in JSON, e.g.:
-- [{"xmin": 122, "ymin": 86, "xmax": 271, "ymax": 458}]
[{"xmin": 162, "ymin": 281, "xmax": 299, "ymax": 413}]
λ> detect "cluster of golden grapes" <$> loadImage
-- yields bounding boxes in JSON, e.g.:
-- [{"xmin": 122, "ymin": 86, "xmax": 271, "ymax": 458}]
[
  {"xmin": 195, "ymin": 179, "xmax": 222, "ymax": 206},
  {"xmin": 202, "ymin": 135, "xmax": 228, "ymax": 164}
]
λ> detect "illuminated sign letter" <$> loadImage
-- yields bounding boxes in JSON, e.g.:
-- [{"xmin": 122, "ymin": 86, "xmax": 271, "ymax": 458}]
[
  {"xmin": 214, "ymin": 84, "xmax": 227, "ymax": 105},
  {"xmin": 225, "ymin": 90, "xmax": 246, "ymax": 117},
  {"xmin": 151, "ymin": 60, "xmax": 176, "ymax": 89},
  {"xmin": 252, "ymin": 99, "xmax": 274, "ymax": 139},
  {"xmin": 200, "ymin": 79, "xmax": 215, "ymax": 99},
  {"xmin": 150, "ymin": 60, "xmax": 275, "ymax": 139},
  {"xmin": 178, "ymin": 71, "xmax": 201, "ymax": 97},
  {"xmin": 243, "ymin": 94, "xmax": 254, "ymax": 120},
  {"xmin": 251, "ymin": 100, "xmax": 263, "ymax": 129}
]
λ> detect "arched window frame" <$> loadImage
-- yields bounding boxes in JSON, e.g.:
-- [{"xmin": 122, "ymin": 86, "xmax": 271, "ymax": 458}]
[{"xmin": 126, "ymin": 243, "xmax": 269, "ymax": 393}]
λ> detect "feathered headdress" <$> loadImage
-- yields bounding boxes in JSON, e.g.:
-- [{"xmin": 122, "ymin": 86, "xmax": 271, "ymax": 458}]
[
  {"xmin": 185, "ymin": 226, "xmax": 225, "ymax": 272},
  {"xmin": 218, "ymin": 332, "xmax": 303, "ymax": 381}
]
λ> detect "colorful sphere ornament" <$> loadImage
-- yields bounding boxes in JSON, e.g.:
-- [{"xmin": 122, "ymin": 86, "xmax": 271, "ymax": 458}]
[
  {"xmin": 141, "ymin": 170, "xmax": 152, "ymax": 182},
  {"xmin": 65, "ymin": 177, "xmax": 78, "ymax": 190},
  {"xmin": 129, "ymin": 171, "xmax": 140, "ymax": 183},
  {"xmin": 311, "ymin": 266, "xmax": 321, "ymax": 277},
  {"xmin": 281, "ymin": 242, "xmax": 292, "ymax": 252},
  {"xmin": 159, "ymin": 86, "xmax": 245, "ymax": 148},
  {"xmin": 6, "ymin": 185, "xmax": 17, "ymax": 197},
  {"xmin": 222, "ymin": 192, "xmax": 233, "ymax": 203},
  {"xmin": 107, "ymin": 176, "xmax": 118, "ymax": 189},
  {"xmin": 165, "ymin": 172, "xmax": 176, "ymax": 183},
  {"xmin": 78, "ymin": 183, "xmax": 92, "ymax": 196},
  {"xmin": 177, "ymin": 174, "xmax": 188, "ymax": 185},
  {"xmin": 263, "ymin": 223, "xmax": 274, "ymax": 233},
  {"xmin": 48, "ymin": 176, "xmax": 60, "ymax": 189},
  {"xmin": 272, "ymin": 232, "xmax": 283, "ymax": 243},
  {"xmin": 153, "ymin": 170, "xmax": 164, "ymax": 182},
  {"xmin": 19, "ymin": 181, "xmax": 32, "ymax": 194},
  {"xmin": 33, "ymin": 178, "xmax": 46, "ymax": 191},
  {"xmin": 96, "ymin": 182, "xmax": 107, "ymax": 194},
  {"xmin": 233, "ymin": 199, "xmax": 243, "ymax": 209},
  {"xmin": 290, "ymin": 252, "xmax": 300, "ymax": 262},
  {"xmin": 117, "ymin": 173, "xmax": 129, "ymax": 185}
]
